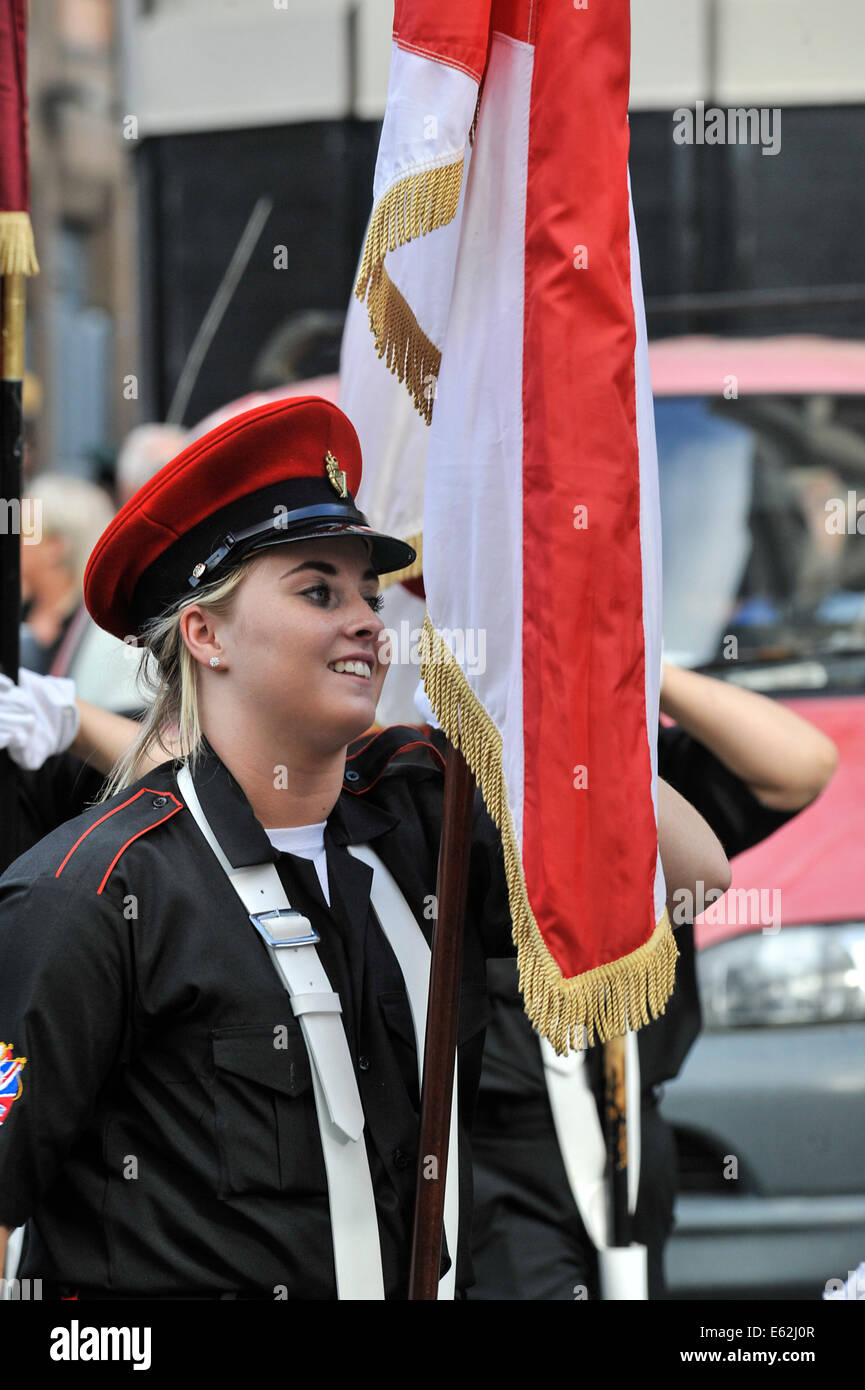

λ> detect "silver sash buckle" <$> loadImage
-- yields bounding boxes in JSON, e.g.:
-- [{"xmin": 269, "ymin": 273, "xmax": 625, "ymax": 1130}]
[{"xmin": 249, "ymin": 908, "xmax": 320, "ymax": 948}]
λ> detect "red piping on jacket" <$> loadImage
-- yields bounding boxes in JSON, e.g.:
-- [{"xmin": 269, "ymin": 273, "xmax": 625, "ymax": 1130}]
[
  {"xmin": 54, "ymin": 789, "xmax": 184, "ymax": 894},
  {"xmin": 344, "ymin": 732, "xmax": 446, "ymax": 794}
]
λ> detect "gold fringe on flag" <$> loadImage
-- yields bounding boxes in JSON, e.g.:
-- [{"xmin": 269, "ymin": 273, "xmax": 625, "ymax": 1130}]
[
  {"xmin": 420, "ymin": 614, "xmax": 678, "ymax": 1054},
  {"xmin": 361, "ymin": 263, "xmax": 440, "ymax": 426},
  {"xmin": 378, "ymin": 530, "xmax": 424, "ymax": 590},
  {"xmin": 355, "ymin": 160, "xmax": 464, "ymax": 423},
  {"xmin": 0, "ymin": 212, "xmax": 40, "ymax": 276}
]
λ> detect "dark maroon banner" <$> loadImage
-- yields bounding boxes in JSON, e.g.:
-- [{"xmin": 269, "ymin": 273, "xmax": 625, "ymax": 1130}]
[{"xmin": 0, "ymin": 0, "xmax": 29, "ymax": 213}]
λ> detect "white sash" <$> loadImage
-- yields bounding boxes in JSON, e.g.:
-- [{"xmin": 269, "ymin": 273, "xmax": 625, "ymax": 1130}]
[
  {"xmin": 177, "ymin": 765, "xmax": 458, "ymax": 1300},
  {"xmin": 540, "ymin": 1028, "xmax": 641, "ymax": 1249},
  {"xmin": 348, "ymin": 843, "xmax": 460, "ymax": 1301},
  {"xmin": 541, "ymin": 1028, "xmax": 648, "ymax": 1300}
]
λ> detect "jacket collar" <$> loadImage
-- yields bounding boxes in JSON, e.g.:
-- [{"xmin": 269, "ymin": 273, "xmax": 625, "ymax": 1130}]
[{"xmin": 177, "ymin": 735, "xmax": 400, "ymax": 869}]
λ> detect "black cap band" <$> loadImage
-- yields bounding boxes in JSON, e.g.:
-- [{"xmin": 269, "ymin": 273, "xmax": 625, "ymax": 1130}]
[
  {"xmin": 187, "ymin": 500, "xmax": 372, "ymax": 589},
  {"xmin": 130, "ymin": 476, "xmax": 415, "ymax": 632}
]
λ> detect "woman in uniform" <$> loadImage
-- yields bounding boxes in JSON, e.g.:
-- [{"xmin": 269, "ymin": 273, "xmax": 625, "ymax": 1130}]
[{"xmin": 0, "ymin": 395, "xmax": 729, "ymax": 1300}]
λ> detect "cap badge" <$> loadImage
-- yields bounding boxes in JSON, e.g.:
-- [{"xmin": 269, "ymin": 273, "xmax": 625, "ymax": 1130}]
[{"xmin": 325, "ymin": 451, "xmax": 348, "ymax": 498}]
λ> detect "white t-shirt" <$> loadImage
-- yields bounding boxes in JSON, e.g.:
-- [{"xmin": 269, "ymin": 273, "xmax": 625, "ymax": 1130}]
[{"xmin": 264, "ymin": 822, "xmax": 330, "ymax": 905}]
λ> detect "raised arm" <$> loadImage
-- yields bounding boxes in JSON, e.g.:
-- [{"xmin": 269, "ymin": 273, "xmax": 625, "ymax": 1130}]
[
  {"xmin": 658, "ymin": 775, "xmax": 730, "ymax": 919},
  {"xmin": 660, "ymin": 663, "xmax": 838, "ymax": 812}
]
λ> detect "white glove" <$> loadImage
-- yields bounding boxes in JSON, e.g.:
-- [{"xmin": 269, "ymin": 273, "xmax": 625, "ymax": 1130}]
[{"xmin": 0, "ymin": 668, "xmax": 80, "ymax": 770}]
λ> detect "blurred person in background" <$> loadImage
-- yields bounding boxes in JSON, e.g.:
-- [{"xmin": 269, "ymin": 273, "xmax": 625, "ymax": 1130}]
[
  {"xmin": 466, "ymin": 661, "xmax": 838, "ymax": 1300},
  {"xmin": 0, "ymin": 427, "xmax": 191, "ymax": 873},
  {"xmin": 19, "ymin": 373, "xmax": 43, "ymax": 489},
  {"xmin": 33, "ymin": 425, "xmax": 191, "ymax": 719},
  {"xmin": 19, "ymin": 474, "xmax": 115, "ymax": 676}
]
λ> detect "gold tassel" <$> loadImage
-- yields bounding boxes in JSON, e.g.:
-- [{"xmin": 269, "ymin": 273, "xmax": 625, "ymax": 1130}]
[
  {"xmin": 0, "ymin": 212, "xmax": 40, "ymax": 277},
  {"xmin": 361, "ymin": 262, "xmax": 440, "ymax": 426},
  {"xmin": 420, "ymin": 614, "xmax": 678, "ymax": 1054},
  {"xmin": 355, "ymin": 160, "xmax": 464, "ymax": 423},
  {"xmin": 378, "ymin": 531, "xmax": 423, "ymax": 590}
]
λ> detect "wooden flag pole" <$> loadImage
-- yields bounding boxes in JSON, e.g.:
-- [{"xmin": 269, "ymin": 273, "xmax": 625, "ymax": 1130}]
[
  {"xmin": 408, "ymin": 739, "xmax": 475, "ymax": 1299},
  {"xmin": 0, "ymin": 272, "xmax": 26, "ymax": 869}
]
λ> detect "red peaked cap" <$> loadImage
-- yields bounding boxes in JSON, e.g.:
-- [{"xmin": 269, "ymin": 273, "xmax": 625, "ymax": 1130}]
[{"xmin": 83, "ymin": 395, "xmax": 416, "ymax": 641}]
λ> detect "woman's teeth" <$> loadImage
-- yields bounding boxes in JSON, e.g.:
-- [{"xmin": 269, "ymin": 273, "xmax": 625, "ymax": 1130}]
[{"xmin": 329, "ymin": 660, "xmax": 371, "ymax": 679}]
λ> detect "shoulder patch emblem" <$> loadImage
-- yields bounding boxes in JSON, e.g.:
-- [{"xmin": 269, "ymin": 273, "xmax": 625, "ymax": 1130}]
[{"xmin": 0, "ymin": 1041, "xmax": 27, "ymax": 1125}]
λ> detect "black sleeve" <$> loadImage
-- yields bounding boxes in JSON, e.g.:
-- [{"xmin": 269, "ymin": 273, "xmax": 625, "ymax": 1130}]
[
  {"xmin": 658, "ymin": 722, "xmax": 800, "ymax": 857},
  {"xmin": 0, "ymin": 870, "xmax": 130, "ymax": 1228}
]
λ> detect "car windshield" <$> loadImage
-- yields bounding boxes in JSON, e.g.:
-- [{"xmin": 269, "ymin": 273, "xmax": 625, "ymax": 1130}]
[{"xmin": 658, "ymin": 393, "xmax": 865, "ymax": 690}]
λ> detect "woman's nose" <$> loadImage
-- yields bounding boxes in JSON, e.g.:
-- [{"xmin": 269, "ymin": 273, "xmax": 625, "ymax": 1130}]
[{"xmin": 346, "ymin": 592, "xmax": 385, "ymax": 637}]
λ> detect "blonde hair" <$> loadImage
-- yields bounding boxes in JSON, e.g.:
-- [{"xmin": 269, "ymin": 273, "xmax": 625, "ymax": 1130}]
[{"xmin": 99, "ymin": 558, "xmax": 256, "ymax": 801}]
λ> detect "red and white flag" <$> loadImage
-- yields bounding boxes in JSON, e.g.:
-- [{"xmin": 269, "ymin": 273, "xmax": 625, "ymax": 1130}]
[{"xmin": 341, "ymin": 0, "xmax": 673, "ymax": 1052}]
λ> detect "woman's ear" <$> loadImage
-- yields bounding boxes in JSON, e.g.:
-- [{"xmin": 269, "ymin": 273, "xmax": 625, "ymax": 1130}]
[{"xmin": 179, "ymin": 605, "xmax": 224, "ymax": 670}]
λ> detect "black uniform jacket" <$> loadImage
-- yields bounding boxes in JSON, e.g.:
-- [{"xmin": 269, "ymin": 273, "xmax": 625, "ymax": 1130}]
[{"xmin": 0, "ymin": 728, "xmax": 513, "ymax": 1299}]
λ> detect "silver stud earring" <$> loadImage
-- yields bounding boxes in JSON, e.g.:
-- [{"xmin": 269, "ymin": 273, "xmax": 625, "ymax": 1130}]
[{"xmin": 209, "ymin": 656, "xmax": 220, "ymax": 668}]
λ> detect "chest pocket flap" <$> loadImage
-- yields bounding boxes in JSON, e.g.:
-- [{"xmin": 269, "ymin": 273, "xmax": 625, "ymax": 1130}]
[
  {"xmin": 212, "ymin": 1025, "xmax": 312, "ymax": 1097},
  {"xmin": 211, "ymin": 1025, "xmax": 322, "ymax": 1198}
]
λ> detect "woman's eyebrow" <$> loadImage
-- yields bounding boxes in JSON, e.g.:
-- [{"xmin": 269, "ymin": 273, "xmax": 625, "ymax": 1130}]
[
  {"xmin": 281, "ymin": 561, "xmax": 337, "ymax": 579},
  {"xmin": 280, "ymin": 560, "xmax": 379, "ymax": 582}
]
